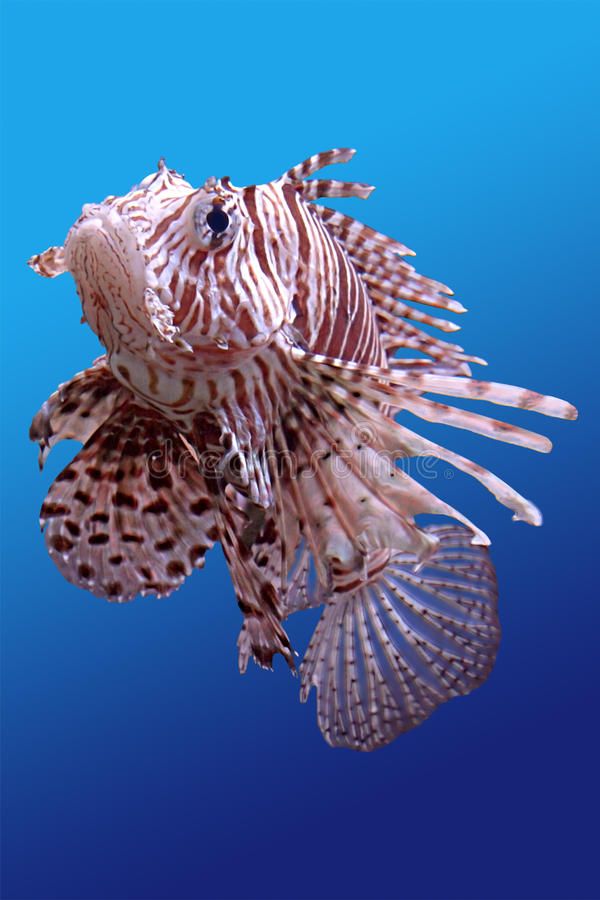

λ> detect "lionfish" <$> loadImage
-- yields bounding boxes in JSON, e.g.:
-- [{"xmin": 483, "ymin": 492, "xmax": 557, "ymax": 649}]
[{"xmin": 29, "ymin": 149, "xmax": 576, "ymax": 751}]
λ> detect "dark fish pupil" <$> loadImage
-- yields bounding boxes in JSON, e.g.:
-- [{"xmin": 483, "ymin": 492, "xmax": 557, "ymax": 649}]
[{"xmin": 206, "ymin": 206, "xmax": 230, "ymax": 234}]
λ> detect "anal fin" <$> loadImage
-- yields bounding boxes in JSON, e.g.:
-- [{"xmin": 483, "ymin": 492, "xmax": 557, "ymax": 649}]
[{"xmin": 217, "ymin": 488, "xmax": 303, "ymax": 672}]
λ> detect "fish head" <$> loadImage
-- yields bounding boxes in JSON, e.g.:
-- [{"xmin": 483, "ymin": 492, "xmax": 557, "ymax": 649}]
[{"xmin": 28, "ymin": 160, "xmax": 301, "ymax": 361}]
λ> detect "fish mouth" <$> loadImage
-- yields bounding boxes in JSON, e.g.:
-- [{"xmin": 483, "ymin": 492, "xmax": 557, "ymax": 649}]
[{"xmin": 64, "ymin": 205, "xmax": 149, "ymax": 349}]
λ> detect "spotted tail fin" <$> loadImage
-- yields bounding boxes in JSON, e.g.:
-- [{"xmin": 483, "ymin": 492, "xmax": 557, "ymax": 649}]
[{"xmin": 300, "ymin": 524, "xmax": 499, "ymax": 751}]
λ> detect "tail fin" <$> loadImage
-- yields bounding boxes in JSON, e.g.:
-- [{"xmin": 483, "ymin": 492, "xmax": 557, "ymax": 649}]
[{"xmin": 300, "ymin": 524, "xmax": 499, "ymax": 751}]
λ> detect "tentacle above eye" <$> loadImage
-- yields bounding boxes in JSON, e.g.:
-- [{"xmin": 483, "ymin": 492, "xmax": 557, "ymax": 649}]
[
  {"xmin": 281, "ymin": 147, "xmax": 375, "ymax": 202},
  {"xmin": 282, "ymin": 148, "xmax": 357, "ymax": 182}
]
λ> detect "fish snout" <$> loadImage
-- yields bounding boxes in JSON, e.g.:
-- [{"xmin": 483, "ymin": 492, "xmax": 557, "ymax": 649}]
[{"xmin": 63, "ymin": 207, "xmax": 147, "ymax": 345}]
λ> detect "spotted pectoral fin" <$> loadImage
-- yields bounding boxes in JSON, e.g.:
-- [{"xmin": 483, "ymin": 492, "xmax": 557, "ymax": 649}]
[
  {"xmin": 41, "ymin": 402, "xmax": 217, "ymax": 601},
  {"xmin": 30, "ymin": 356, "xmax": 131, "ymax": 469},
  {"xmin": 300, "ymin": 524, "xmax": 500, "ymax": 751}
]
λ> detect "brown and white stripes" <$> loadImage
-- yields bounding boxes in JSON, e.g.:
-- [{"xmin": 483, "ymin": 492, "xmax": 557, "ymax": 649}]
[{"xmin": 28, "ymin": 149, "xmax": 577, "ymax": 750}]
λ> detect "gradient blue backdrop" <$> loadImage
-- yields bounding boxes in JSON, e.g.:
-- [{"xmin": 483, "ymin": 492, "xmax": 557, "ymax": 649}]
[{"xmin": 1, "ymin": 2, "xmax": 598, "ymax": 898}]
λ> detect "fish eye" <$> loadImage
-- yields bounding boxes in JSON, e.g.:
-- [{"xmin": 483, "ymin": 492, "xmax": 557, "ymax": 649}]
[
  {"xmin": 192, "ymin": 198, "xmax": 237, "ymax": 248},
  {"xmin": 206, "ymin": 206, "xmax": 230, "ymax": 234}
]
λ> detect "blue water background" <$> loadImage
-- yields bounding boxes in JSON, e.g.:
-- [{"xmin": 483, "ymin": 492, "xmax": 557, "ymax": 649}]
[{"xmin": 1, "ymin": 2, "xmax": 599, "ymax": 898}]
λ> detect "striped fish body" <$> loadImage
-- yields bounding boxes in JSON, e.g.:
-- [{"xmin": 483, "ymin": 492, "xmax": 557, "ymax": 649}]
[{"xmin": 29, "ymin": 150, "xmax": 576, "ymax": 750}]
